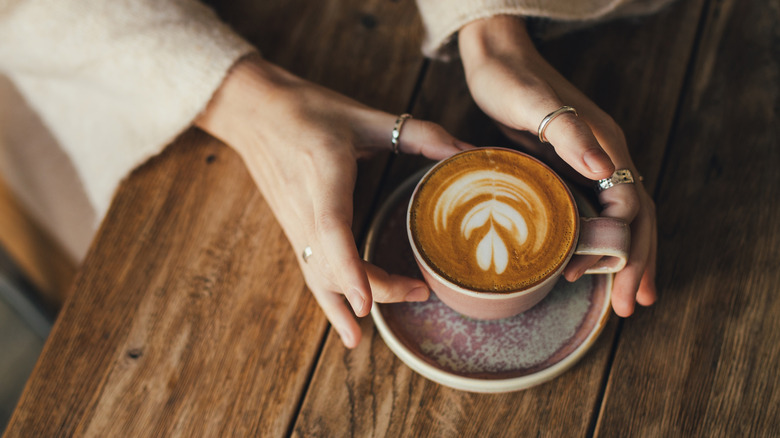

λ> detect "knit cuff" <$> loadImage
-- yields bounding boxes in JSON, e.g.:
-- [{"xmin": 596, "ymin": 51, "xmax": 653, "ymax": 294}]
[{"xmin": 415, "ymin": 0, "xmax": 675, "ymax": 60}]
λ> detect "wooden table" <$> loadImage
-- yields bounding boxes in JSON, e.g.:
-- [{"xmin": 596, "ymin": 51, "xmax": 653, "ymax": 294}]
[{"xmin": 6, "ymin": 0, "xmax": 779, "ymax": 436}]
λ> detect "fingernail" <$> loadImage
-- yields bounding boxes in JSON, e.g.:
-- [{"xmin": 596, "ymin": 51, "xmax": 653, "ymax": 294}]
[
  {"xmin": 583, "ymin": 149, "xmax": 613, "ymax": 174},
  {"xmin": 565, "ymin": 270, "xmax": 584, "ymax": 282},
  {"xmin": 346, "ymin": 288, "xmax": 365, "ymax": 315},
  {"xmin": 337, "ymin": 327, "xmax": 355, "ymax": 348},
  {"xmin": 405, "ymin": 286, "xmax": 430, "ymax": 302}
]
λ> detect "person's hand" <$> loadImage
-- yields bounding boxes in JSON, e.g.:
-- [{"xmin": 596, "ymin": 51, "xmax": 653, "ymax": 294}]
[
  {"xmin": 195, "ymin": 54, "xmax": 472, "ymax": 347},
  {"xmin": 458, "ymin": 16, "xmax": 657, "ymax": 316}
]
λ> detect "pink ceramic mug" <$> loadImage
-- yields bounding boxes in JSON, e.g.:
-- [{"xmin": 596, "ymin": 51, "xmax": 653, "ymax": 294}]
[{"xmin": 407, "ymin": 148, "xmax": 629, "ymax": 320}]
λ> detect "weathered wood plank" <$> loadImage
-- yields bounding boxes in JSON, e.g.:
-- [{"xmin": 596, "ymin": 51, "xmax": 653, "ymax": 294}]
[
  {"xmin": 208, "ymin": 0, "xmax": 424, "ymax": 110},
  {"xmin": 293, "ymin": 0, "xmax": 705, "ymax": 435},
  {"xmin": 6, "ymin": 133, "xmax": 322, "ymax": 436},
  {"xmin": 596, "ymin": 0, "xmax": 780, "ymax": 435},
  {"xmin": 5, "ymin": 0, "xmax": 427, "ymax": 436}
]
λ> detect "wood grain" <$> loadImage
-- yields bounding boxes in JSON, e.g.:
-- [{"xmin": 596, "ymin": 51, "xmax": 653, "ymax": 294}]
[
  {"xmin": 9, "ymin": 0, "xmax": 772, "ymax": 435},
  {"xmin": 295, "ymin": 314, "xmax": 621, "ymax": 437},
  {"xmin": 5, "ymin": 133, "xmax": 325, "ymax": 436},
  {"xmin": 208, "ymin": 0, "xmax": 424, "ymax": 109},
  {"xmin": 5, "ymin": 0, "xmax": 428, "ymax": 436},
  {"xmin": 292, "ymin": 0, "xmax": 707, "ymax": 436},
  {"xmin": 596, "ymin": 0, "xmax": 780, "ymax": 435}
]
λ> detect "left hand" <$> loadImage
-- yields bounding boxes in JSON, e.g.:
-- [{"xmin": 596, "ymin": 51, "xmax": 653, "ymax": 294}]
[
  {"xmin": 458, "ymin": 16, "xmax": 657, "ymax": 316},
  {"xmin": 195, "ymin": 54, "xmax": 473, "ymax": 347}
]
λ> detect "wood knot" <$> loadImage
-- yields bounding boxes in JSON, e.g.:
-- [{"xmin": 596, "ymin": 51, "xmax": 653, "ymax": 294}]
[
  {"xmin": 127, "ymin": 348, "xmax": 143, "ymax": 359},
  {"xmin": 206, "ymin": 154, "xmax": 217, "ymax": 164},
  {"xmin": 360, "ymin": 14, "xmax": 378, "ymax": 29}
]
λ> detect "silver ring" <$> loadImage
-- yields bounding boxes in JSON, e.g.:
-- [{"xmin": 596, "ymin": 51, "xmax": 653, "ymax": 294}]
[
  {"xmin": 302, "ymin": 246, "xmax": 313, "ymax": 263},
  {"xmin": 538, "ymin": 106, "xmax": 578, "ymax": 144},
  {"xmin": 391, "ymin": 113, "xmax": 413, "ymax": 154},
  {"xmin": 596, "ymin": 169, "xmax": 636, "ymax": 192}
]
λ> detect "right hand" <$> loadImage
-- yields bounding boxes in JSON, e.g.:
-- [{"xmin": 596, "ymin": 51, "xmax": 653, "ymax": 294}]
[
  {"xmin": 458, "ymin": 16, "xmax": 658, "ymax": 317},
  {"xmin": 195, "ymin": 54, "xmax": 473, "ymax": 347}
]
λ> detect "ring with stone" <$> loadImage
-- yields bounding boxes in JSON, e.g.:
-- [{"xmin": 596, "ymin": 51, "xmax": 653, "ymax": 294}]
[
  {"xmin": 391, "ymin": 113, "xmax": 413, "ymax": 154},
  {"xmin": 595, "ymin": 169, "xmax": 637, "ymax": 192},
  {"xmin": 302, "ymin": 245, "xmax": 313, "ymax": 263}
]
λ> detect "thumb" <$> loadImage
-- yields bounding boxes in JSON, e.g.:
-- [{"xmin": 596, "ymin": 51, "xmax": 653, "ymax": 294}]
[
  {"xmin": 364, "ymin": 262, "xmax": 430, "ymax": 304},
  {"xmin": 500, "ymin": 91, "xmax": 615, "ymax": 180},
  {"xmin": 539, "ymin": 108, "xmax": 614, "ymax": 180},
  {"xmin": 394, "ymin": 118, "xmax": 475, "ymax": 160}
]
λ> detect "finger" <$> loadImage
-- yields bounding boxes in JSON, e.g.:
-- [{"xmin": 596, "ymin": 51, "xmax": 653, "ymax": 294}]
[
  {"xmin": 487, "ymin": 73, "xmax": 615, "ymax": 180},
  {"xmin": 534, "ymin": 67, "xmax": 637, "ymax": 181},
  {"xmin": 611, "ymin": 205, "xmax": 653, "ymax": 317},
  {"xmin": 540, "ymin": 111, "xmax": 615, "ymax": 181},
  {"xmin": 566, "ymin": 184, "xmax": 643, "ymax": 282},
  {"xmin": 636, "ymin": 215, "xmax": 658, "ymax": 307},
  {"xmin": 598, "ymin": 183, "xmax": 641, "ymax": 224},
  {"xmin": 309, "ymin": 160, "xmax": 373, "ymax": 317},
  {"xmin": 364, "ymin": 262, "xmax": 430, "ymax": 303},
  {"xmin": 396, "ymin": 118, "xmax": 475, "ymax": 160},
  {"xmin": 563, "ymin": 254, "xmax": 603, "ymax": 282},
  {"xmin": 306, "ymin": 281, "xmax": 362, "ymax": 348},
  {"xmin": 313, "ymin": 209, "xmax": 372, "ymax": 317}
]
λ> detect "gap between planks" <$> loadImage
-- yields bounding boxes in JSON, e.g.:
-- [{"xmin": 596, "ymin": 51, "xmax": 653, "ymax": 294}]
[{"xmin": 587, "ymin": 0, "xmax": 712, "ymax": 436}]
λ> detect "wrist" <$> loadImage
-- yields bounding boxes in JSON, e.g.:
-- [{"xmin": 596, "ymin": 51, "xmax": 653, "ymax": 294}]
[
  {"xmin": 194, "ymin": 53, "xmax": 295, "ymax": 155},
  {"xmin": 458, "ymin": 15, "xmax": 536, "ymax": 63}
]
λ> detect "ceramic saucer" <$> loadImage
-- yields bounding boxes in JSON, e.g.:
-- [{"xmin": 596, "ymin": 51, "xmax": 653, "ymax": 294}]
[{"xmin": 366, "ymin": 167, "xmax": 612, "ymax": 393}]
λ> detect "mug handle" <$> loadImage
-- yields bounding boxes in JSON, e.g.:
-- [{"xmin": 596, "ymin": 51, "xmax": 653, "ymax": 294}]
[{"xmin": 575, "ymin": 217, "xmax": 630, "ymax": 274}]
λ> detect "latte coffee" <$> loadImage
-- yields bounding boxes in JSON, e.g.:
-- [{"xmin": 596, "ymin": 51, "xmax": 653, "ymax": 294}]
[{"xmin": 408, "ymin": 148, "xmax": 578, "ymax": 293}]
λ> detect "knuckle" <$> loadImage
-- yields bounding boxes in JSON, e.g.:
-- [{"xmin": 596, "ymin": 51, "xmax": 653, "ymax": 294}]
[
  {"xmin": 504, "ymin": 109, "xmax": 527, "ymax": 133},
  {"xmin": 371, "ymin": 287, "xmax": 393, "ymax": 303},
  {"xmin": 372, "ymin": 286, "xmax": 404, "ymax": 303},
  {"xmin": 507, "ymin": 86, "xmax": 558, "ymax": 129},
  {"xmin": 626, "ymin": 194, "xmax": 642, "ymax": 217}
]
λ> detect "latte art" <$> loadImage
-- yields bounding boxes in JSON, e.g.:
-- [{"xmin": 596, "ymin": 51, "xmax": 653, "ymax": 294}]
[
  {"xmin": 410, "ymin": 149, "xmax": 577, "ymax": 293},
  {"xmin": 433, "ymin": 170, "xmax": 548, "ymax": 275},
  {"xmin": 465, "ymin": 199, "xmax": 523, "ymax": 274}
]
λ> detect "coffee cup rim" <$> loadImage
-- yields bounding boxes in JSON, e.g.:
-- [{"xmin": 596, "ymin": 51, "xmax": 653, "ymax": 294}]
[{"xmin": 406, "ymin": 147, "xmax": 580, "ymax": 299}]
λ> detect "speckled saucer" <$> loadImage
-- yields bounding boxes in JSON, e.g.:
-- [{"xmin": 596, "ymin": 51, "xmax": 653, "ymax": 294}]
[{"xmin": 366, "ymin": 167, "xmax": 612, "ymax": 393}]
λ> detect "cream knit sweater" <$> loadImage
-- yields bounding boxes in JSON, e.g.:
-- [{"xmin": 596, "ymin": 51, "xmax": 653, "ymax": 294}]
[
  {"xmin": 0, "ymin": 0, "xmax": 668, "ymax": 261},
  {"xmin": 416, "ymin": 0, "xmax": 675, "ymax": 58},
  {"xmin": 0, "ymin": 0, "xmax": 254, "ymax": 259}
]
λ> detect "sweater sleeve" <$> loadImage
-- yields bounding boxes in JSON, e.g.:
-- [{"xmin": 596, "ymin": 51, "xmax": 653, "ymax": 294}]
[
  {"xmin": 0, "ymin": 0, "xmax": 256, "ymax": 218},
  {"xmin": 414, "ymin": 0, "xmax": 676, "ymax": 60}
]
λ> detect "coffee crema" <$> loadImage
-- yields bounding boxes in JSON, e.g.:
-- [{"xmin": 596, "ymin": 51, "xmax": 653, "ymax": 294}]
[{"xmin": 409, "ymin": 148, "xmax": 578, "ymax": 293}]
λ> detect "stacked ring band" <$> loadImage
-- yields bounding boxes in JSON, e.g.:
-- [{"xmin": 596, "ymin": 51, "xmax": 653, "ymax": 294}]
[
  {"xmin": 538, "ymin": 106, "xmax": 578, "ymax": 144},
  {"xmin": 596, "ymin": 169, "xmax": 637, "ymax": 192}
]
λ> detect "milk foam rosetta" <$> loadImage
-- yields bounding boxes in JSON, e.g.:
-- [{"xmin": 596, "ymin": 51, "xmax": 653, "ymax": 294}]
[{"xmin": 410, "ymin": 149, "xmax": 578, "ymax": 293}]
